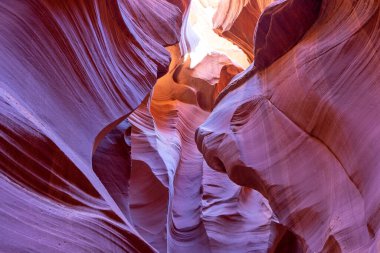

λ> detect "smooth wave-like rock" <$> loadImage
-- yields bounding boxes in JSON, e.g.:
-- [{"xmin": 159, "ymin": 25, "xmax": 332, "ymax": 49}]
[
  {"xmin": 254, "ymin": 0, "xmax": 322, "ymax": 69},
  {"xmin": 2, "ymin": 0, "xmax": 379, "ymax": 252},
  {"xmin": 197, "ymin": 0, "xmax": 380, "ymax": 252},
  {"xmin": 214, "ymin": 0, "xmax": 321, "ymax": 69},
  {"xmin": 0, "ymin": 0, "xmax": 185, "ymax": 251},
  {"xmin": 128, "ymin": 44, "xmax": 280, "ymax": 252},
  {"xmin": 213, "ymin": 0, "xmax": 273, "ymax": 61}
]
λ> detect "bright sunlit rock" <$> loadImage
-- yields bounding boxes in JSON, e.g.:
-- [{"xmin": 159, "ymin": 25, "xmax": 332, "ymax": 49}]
[{"xmin": 183, "ymin": 0, "xmax": 251, "ymax": 69}]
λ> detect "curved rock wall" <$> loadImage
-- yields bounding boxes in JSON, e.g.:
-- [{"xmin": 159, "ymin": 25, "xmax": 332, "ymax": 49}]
[
  {"xmin": 128, "ymin": 45, "xmax": 277, "ymax": 252},
  {"xmin": 213, "ymin": 0, "xmax": 273, "ymax": 61},
  {"xmin": 0, "ymin": 0, "xmax": 185, "ymax": 252},
  {"xmin": 1, "ymin": 0, "xmax": 379, "ymax": 252},
  {"xmin": 197, "ymin": 0, "xmax": 380, "ymax": 252}
]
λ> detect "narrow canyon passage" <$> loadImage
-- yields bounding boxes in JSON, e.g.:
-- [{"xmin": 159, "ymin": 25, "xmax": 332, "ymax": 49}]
[{"xmin": 1, "ymin": 0, "xmax": 380, "ymax": 252}]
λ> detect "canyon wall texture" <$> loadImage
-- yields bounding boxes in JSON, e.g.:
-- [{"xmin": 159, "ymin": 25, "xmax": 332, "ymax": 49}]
[
  {"xmin": 0, "ymin": 0, "xmax": 185, "ymax": 252},
  {"xmin": 1, "ymin": 0, "xmax": 380, "ymax": 252},
  {"xmin": 197, "ymin": 0, "xmax": 380, "ymax": 252}
]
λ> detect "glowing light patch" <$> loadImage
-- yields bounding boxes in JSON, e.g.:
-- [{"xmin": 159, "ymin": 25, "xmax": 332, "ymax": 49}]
[{"xmin": 184, "ymin": 0, "xmax": 251, "ymax": 69}]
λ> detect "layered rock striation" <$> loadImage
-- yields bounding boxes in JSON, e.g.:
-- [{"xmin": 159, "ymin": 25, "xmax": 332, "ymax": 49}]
[
  {"xmin": 197, "ymin": 0, "xmax": 380, "ymax": 252},
  {"xmin": 1, "ymin": 0, "xmax": 380, "ymax": 252},
  {"xmin": 0, "ymin": 0, "xmax": 186, "ymax": 251}
]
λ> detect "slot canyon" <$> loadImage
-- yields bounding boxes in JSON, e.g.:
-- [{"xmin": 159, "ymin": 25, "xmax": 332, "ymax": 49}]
[{"xmin": 1, "ymin": 0, "xmax": 380, "ymax": 252}]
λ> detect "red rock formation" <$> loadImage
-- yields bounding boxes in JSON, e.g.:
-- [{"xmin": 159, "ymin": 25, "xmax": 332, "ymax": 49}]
[
  {"xmin": 0, "ymin": 0, "xmax": 185, "ymax": 251},
  {"xmin": 128, "ymin": 45, "xmax": 277, "ymax": 252},
  {"xmin": 197, "ymin": 0, "xmax": 380, "ymax": 252},
  {"xmin": 254, "ymin": 0, "xmax": 321, "ymax": 69},
  {"xmin": 213, "ymin": 0, "xmax": 273, "ymax": 61},
  {"xmin": 2, "ymin": 0, "xmax": 379, "ymax": 252}
]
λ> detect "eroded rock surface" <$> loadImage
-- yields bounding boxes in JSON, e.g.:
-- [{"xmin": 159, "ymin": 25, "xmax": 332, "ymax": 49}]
[
  {"xmin": 213, "ymin": 0, "xmax": 273, "ymax": 61},
  {"xmin": 197, "ymin": 0, "xmax": 380, "ymax": 252},
  {"xmin": 0, "ymin": 0, "xmax": 185, "ymax": 251},
  {"xmin": 128, "ymin": 45, "xmax": 278, "ymax": 252},
  {"xmin": 1, "ymin": 0, "xmax": 379, "ymax": 252}
]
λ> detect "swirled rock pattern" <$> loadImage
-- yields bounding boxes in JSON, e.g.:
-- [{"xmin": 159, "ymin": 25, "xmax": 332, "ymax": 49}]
[
  {"xmin": 128, "ymin": 45, "xmax": 280, "ymax": 252},
  {"xmin": 213, "ymin": 0, "xmax": 273, "ymax": 61},
  {"xmin": 2, "ymin": 0, "xmax": 379, "ymax": 252},
  {"xmin": 0, "ymin": 0, "xmax": 185, "ymax": 252},
  {"xmin": 197, "ymin": 0, "xmax": 380, "ymax": 252}
]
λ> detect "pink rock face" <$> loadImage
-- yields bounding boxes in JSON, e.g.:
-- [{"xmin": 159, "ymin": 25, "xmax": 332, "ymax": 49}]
[
  {"xmin": 0, "ymin": 0, "xmax": 185, "ymax": 251},
  {"xmin": 2, "ymin": 0, "xmax": 380, "ymax": 252},
  {"xmin": 127, "ymin": 45, "xmax": 292, "ymax": 252},
  {"xmin": 197, "ymin": 0, "xmax": 380, "ymax": 252}
]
